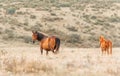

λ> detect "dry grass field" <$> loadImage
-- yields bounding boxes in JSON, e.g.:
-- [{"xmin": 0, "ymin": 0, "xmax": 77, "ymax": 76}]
[{"xmin": 0, "ymin": 44, "xmax": 120, "ymax": 76}]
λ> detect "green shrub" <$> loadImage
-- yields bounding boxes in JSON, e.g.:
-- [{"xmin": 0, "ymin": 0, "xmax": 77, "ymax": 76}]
[
  {"xmin": 6, "ymin": 8, "xmax": 16, "ymax": 15},
  {"xmin": 91, "ymin": 16, "xmax": 97, "ymax": 20}
]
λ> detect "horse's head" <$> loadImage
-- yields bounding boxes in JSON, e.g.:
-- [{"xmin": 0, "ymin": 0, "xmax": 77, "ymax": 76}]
[
  {"xmin": 32, "ymin": 31, "xmax": 47, "ymax": 43},
  {"xmin": 99, "ymin": 35, "xmax": 105, "ymax": 46},
  {"xmin": 100, "ymin": 35, "xmax": 104, "ymax": 42},
  {"xmin": 32, "ymin": 31, "xmax": 38, "ymax": 43}
]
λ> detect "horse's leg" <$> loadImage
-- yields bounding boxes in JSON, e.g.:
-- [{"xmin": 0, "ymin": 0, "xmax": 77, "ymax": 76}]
[
  {"xmin": 46, "ymin": 51, "xmax": 48, "ymax": 55},
  {"xmin": 101, "ymin": 48, "xmax": 104, "ymax": 55},
  {"xmin": 109, "ymin": 42, "xmax": 112, "ymax": 55},
  {"xmin": 40, "ymin": 47, "xmax": 43, "ymax": 55},
  {"xmin": 105, "ymin": 48, "xmax": 107, "ymax": 55},
  {"xmin": 110, "ymin": 47, "xmax": 112, "ymax": 55},
  {"xmin": 107, "ymin": 48, "xmax": 109, "ymax": 55},
  {"xmin": 52, "ymin": 50, "xmax": 55, "ymax": 53}
]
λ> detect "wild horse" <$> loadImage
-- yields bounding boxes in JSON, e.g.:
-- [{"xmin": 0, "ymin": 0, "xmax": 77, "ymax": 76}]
[
  {"xmin": 32, "ymin": 31, "xmax": 60, "ymax": 55},
  {"xmin": 99, "ymin": 35, "xmax": 112, "ymax": 55}
]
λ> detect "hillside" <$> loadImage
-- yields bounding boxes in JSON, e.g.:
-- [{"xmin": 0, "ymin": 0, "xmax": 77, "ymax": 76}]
[{"xmin": 0, "ymin": 0, "xmax": 120, "ymax": 47}]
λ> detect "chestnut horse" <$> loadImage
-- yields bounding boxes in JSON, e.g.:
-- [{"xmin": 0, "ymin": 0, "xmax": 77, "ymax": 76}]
[
  {"xmin": 99, "ymin": 35, "xmax": 112, "ymax": 55},
  {"xmin": 32, "ymin": 31, "xmax": 60, "ymax": 55}
]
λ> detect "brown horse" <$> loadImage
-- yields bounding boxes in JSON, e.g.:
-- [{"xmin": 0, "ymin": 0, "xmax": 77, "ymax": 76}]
[
  {"xmin": 99, "ymin": 35, "xmax": 112, "ymax": 55},
  {"xmin": 32, "ymin": 31, "xmax": 60, "ymax": 55}
]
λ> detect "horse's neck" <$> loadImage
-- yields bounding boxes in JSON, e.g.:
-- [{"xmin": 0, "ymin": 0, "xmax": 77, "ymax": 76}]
[
  {"xmin": 37, "ymin": 33, "xmax": 48, "ymax": 41},
  {"xmin": 103, "ymin": 38, "xmax": 107, "ymax": 42},
  {"xmin": 44, "ymin": 35, "xmax": 48, "ymax": 38}
]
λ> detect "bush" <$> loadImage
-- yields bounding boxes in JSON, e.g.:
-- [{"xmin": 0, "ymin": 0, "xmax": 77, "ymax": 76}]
[
  {"xmin": 6, "ymin": 8, "xmax": 16, "ymax": 15},
  {"xmin": 24, "ymin": 36, "xmax": 32, "ymax": 43},
  {"xmin": 2, "ymin": 29, "xmax": 15, "ymax": 40},
  {"xmin": 0, "ymin": 27, "xmax": 3, "ymax": 34},
  {"xmin": 18, "ymin": 36, "xmax": 32, "ymax": 43},
  {"xmin": 66, "ymin": 26, "xmax": 78, "ymax": 32},
  {"xmin": 108, "ymin": 17, "xmax": 120, "ymax": 23},
  {"xmin": 16, "ymin": 11, "xmax": 25, "ymax": 15},
  {"xmin": 59, "ymin": 3, "xmax": 71, "ymax": 7},
  {"xmin": 91, "ymin": 16, "xmax": 97, "ymax": 20},
  {"xmin": 30, "ymin": 25, "xmax": 41, "ymax": 31},
  {"xmin": 30, "ymin": 15, "xmax": 36, "ymax": 19},
  {"xmin": 66, "ymin": 34, "xmax": 80, "ymax": 43},
  {"xmin": 50, "ymin": 12, "xmax": 56, "ymax": 16}
]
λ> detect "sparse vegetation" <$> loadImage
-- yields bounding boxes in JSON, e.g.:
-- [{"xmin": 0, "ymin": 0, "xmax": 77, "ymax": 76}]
[
  {"xmin": 0, "ymin": 0, "xmax": 120, "ymax": 47},
  {"xmin": 23, "ymin": 36, "xmax": 32, "ymax": 43},
  {"xmin": 66, "ymin": 26, "xmax": 78, "ymax": 32},
  {"xmin": 66, "ymin": 34, "xmax": 81, "ymax": 43},
  {"xmin": 30, "ymin": 15, "xmax": 36, "ymax": 19},
  {"xmin": 2, "ymin": 29, "xmax": 15, "ymax": 40}
]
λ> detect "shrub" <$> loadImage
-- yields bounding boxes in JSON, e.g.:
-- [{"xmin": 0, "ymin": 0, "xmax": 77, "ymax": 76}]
[
  {"xmin": 0, "ymin": 27, "xmax": 3, "ymax": 34},
  {"xmin": 24, "ymin": 36, "xmax": 32, "ymax": 43},
  {"xmin": 18, "ymin": 36, "xmax": 32, "ymax": 43},
  {"xmin": 30, "ymin": 15, "xmax": 36, "ymax": 19},
  {"xmin": 66, "ymin": 26, "xmax": 78, "ymax": 32},
  {"xmin": 16, "ymin": 11, "xmax": 25, "ymax": 15},
  {"xmin": 2, "ymin": 29, "xmax": 15, "ymax": 40},
  {"xmin": 30, "ymin": 25, "xmax": 41, "ymax": 31},
  {"xmin": 6, "ymin": 8, "xmax": 16, "ymax": 15},
  {"xmin": 108, "ymin": 17, "xmax": 120, "ymax": 23},
  {"xmin": 91, "ymin": 16, "xmax": 97, "ymax": 20},
  {"xmin": 23, "ymin": 19, "xmax": 29, "ymax": 26},
  {"xmin": 9, "ymin": 18, "xmax": 20, "ymax": 26},
  {"xmin": 59, "ymin": 3, "xmax": 71, "ymax": 7},
  {"xmin": 66, "ymin": 34, "xmax": 80, "ymax": 43},
  {"xmin": 50, "ymin": 12, "xmax": 56, "ymax": 16}
]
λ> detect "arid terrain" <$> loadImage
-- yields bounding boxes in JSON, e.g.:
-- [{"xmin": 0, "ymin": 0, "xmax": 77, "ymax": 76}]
[
  {"xmin": 0, "ymin": 45, "xmax": 120, "ymax": 76},
  {"xmin": 0, "ymin": 0, "xmax": 120, "ymax": 76},
  {"xmin": 0, "ymin": 0, "xmax": 120, "ymax": 47}
]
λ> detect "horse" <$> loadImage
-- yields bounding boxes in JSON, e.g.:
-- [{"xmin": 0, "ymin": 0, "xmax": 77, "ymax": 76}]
[
  {"xmin": 99, "ymin": 35, "xmax": 112, "ymax": 55},
  {"xmin": 32, "ymin": 31, "xmax": 60, "ymax": 55}
]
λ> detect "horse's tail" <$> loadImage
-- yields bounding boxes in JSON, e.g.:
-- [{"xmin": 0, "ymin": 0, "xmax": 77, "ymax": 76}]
[{"xmin": 55, "ymin": 37, "xmax": 60, "ymax": 53}]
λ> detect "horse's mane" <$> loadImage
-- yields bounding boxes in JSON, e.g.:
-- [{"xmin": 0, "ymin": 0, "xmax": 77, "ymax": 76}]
[
  {"xmin": 39, "ymin": 32, "xmax": 48, "ymax": 37},
  {"xmin": 36, "ymin": 32, "xmax": 48, "ymax": 41}
]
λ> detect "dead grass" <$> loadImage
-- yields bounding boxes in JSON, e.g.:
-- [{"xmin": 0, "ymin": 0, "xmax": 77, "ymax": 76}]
[{"xmin": 0, "ymin": 47, "xmax": 119, "ymax": 76}]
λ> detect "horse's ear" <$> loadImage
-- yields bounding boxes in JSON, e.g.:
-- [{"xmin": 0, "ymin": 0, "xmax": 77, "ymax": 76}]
[
  {"xmin": 32, "ymin": 30, "xmax": 34, "ymax": 33},
  {"xmin": 35, "ymin": 31, "xmax": 38, "ymax": 33}
]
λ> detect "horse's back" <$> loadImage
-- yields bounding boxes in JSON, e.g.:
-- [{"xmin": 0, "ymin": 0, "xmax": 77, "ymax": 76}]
[
  {"xmin": 41, "ymin": 36, "xmax": 56, "ymax": 51},
  {"xmin": 48, "ymin": 36, "xmax": 60, "ymax": 51},
  {"xmin": 107, "ymin": 40, "xmax": 112, "ymax": 48}
]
